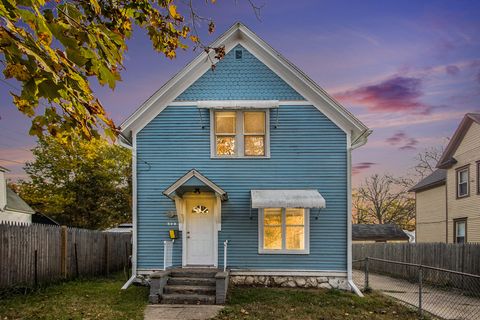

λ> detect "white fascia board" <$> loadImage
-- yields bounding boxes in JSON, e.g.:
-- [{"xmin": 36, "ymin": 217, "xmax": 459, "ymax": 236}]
[
  {"xmin": 197, "ymin": 100, "xmax": 279, "ymax": 109},
  {"xmin": 120, "ymin": 22, "xmax": 370, "ymax": 144}
]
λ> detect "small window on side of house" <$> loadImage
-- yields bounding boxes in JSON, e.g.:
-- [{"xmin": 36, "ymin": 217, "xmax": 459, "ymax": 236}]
[
  {"xmin": 454, "ymin": 219, "xmax": 467, "ymax": 243},
  {"xmin": 457, "ymin": 167, "xmax": 469, "ymax": 198}
]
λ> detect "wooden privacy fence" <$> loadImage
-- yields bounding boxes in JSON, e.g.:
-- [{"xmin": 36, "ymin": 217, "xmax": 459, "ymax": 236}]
[
  {"xmin": 353, "ymin": 242, "xmax": 480, "ymax": 278},
  {"xmin": 0, "ymin": 222, "xmax": 131, "ymax": 290}
]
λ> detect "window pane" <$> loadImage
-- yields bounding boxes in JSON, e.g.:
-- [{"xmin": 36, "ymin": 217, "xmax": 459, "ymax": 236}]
[
  {"xmin": 264, "ymin": 208, "xmax": 282, "ymax": 225},
  {"xmin": 215, "ymin": 112, "xmax": 236, "ymax": 134},
  {"xmin": 244, "ymin": 112, "xmax": 265, "ymax": 134},
  {"xmin": 459, "ymin": 170, "xmax": 468, "ymax": 183},
  {"xmin": 286, "ymin": 208, "xmax": 304, "ymax": 225},
  {"xmin": 264, "ymin": 226, "xmax": 282, "ymax": 249},
  {"xmin": 456, "ymin": 222, "xmax": 465, "ymax": 237},
  {"xmin": 245, "ymin": 136, "xmax": 265, "ymax": 156},
  {"xmin": 286, "ymin": 226, "xmax": 304, "ymax": 250},
  {"xmin": 459, "ymin": 183, "xmax": 467, "ymax": 196},
  {"xmin": 216, "ymin": 136, "xmax": 235, "ymax": 155}
]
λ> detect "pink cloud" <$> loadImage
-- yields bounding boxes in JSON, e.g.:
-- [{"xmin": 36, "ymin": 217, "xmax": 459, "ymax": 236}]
[
  {"xmin": 352, "ymin": 162, "xmax": 377, "ymax": 175},
  {"xmin": 445, "ymin": 65, "xmax": 460, "ymax": 76},
  {"xmin": 386, "ymin": 131, "xmax": 418, "ymax": 151},
  {"xmin": 335, "ymin": 76, "xmax": 432, "ymax": 114}
]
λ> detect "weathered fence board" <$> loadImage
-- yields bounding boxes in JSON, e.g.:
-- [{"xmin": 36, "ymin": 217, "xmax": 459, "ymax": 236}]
[
  {"xmin": 353, "ymin": 243, "xmax": 480, "ymax": 278},
  {"xmin": 0, "ymin": 222, "xmax": 131, "ymax": 290}
]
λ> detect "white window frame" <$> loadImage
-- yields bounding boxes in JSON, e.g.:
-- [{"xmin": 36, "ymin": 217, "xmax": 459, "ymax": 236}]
[
  {"xmin": 258, "ymin": 208, "xmax": 310, "ymax": 254},
  {"xmin": 457, "ymin": 167, "xmax": 469, "ymax": 198},
  {"xmin": 210, "ymin": 109, "xmax": 270, "ymax": 158}
]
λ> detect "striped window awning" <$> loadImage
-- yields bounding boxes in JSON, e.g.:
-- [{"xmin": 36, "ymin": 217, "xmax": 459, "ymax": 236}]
[{"xmin": 250, "ymin": 190, "xmax": 326, "ymax": 209}]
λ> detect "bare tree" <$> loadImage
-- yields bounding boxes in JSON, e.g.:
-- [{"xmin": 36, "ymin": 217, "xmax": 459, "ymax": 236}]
[
  {"xmin": 353, "ymin": 174, "xmax": 415, "ymax": 230},
  {"xmin": 413, "ymin": 146, "xmax": 444, "ymax": 179}
]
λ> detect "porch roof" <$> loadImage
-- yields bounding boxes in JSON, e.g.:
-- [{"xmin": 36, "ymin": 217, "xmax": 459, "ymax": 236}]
[
  {"xmin": 162, "ymin": 169, "xmax": 228, "ymax": 201},
  {"xmin": 250, "ymin": 189, "xmax": 326, "ymax": 209}
]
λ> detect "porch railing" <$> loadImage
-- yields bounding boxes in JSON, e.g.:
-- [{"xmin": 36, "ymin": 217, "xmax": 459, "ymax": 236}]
[
  {"xmin": 223, "ymin": 240, "xmax": 229, "ymax": 272},
  {"xmin": 163, "ymin": 240, "xmax": 174, "ymax": 271}
]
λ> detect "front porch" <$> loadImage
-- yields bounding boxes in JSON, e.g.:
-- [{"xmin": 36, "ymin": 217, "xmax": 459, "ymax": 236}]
[{"xmin": 149, "ymin": 268, "xmax": 229, "ymax": 305}]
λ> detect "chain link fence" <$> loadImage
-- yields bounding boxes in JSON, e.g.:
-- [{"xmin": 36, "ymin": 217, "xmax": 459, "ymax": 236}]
[{"xmin": 353, "ymin": 257, "xmax": 480, "ymax": 320}]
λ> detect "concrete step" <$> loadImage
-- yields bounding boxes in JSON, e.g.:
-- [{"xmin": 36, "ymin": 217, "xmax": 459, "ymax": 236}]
[
  {"xmin": 161, "ymin": 293, "xmax": 216, "ymax": 305},
  {"xmin": 170, "ymin": 269, "xmax": 217, "ymax": 279},
  {"xmin": 164, "ymin": 285, "xmax": 216, "ymax": 295},
  {"xmin": 168, "ymin": 277, "xmax": 216, "ymax": 286}
]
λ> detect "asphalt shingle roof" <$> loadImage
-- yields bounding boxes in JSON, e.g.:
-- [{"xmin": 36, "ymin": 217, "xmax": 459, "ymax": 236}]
[
  {"xmin": 409, "ymin": 169, "xmax": 447, "ymax": 192},
  {"xmin": 6, "ymin": 187, "xmax": 35, "ymax": 214},
  {"xmin": 352, "ymin": 224, "xmax": 409, "ymax": 241}
]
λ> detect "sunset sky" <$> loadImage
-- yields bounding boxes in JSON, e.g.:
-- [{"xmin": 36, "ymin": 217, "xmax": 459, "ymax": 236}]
[{"xmin": 1, "ymin": 0, "xmax": 479, "ymax": 187}]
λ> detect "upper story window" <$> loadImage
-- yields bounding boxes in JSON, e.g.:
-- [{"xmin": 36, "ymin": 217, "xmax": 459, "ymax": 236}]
[
  {"xmin": 213, "ymin": 110, "xmax": 269, "ymax": 158},
  {"xmin": 456, "ymin": 166, "xmax": 469, "ymax": 198},
  {"xmin": 477, "ymin": 161, "xmax": 480, "ymax": 194},
  {"xmin": 259, "ymin": 208, "xmax": 309, "ymax": 254}
]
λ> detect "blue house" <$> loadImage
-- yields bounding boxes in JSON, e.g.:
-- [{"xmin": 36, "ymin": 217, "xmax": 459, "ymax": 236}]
[{"xmin": 120, "ymin": 23, "xmax": 370, "ymax": 303}]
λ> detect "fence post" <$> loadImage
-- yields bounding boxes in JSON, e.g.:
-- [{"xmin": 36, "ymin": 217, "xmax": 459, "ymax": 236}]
[
  {"xmin": 104, "ymin": 233, "xmax": 109, "ymax": 276},
  {"xmin": 60, "ymin": 226, "xmax": 68, "ymax": 278},
  {"xmin": 418, "ymin": 266, "xmax": 423, "ymax": 317},
  {"xmin": 365, "ymin": 257, "xmax": 370, "ymax": 289},
  {"xmin": 74, "ymin": 242, "xmax": 79, "ymax": 278}
]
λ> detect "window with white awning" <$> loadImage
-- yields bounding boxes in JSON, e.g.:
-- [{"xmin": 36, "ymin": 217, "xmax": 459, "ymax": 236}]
[{"xmin": 251, "ymin": 189, "xmax": 326, "ymax": 255}]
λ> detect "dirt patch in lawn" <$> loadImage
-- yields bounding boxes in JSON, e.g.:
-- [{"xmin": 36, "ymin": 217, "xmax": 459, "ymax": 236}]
[{"xmin": 214, "ymin": 286, "xmax": 423, "ymax": 320}]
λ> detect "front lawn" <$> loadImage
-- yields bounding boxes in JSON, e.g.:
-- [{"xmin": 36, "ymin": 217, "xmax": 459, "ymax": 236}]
[
  {"xmin": 0, "ymin": 273, "xmax": 148, "ymax": 320},
  {"xmin": 214, "ymin": 286, "xmax": 421, "ymax": 320}
]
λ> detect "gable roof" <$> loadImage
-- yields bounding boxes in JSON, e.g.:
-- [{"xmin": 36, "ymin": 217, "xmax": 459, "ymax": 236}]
[
  {"xmin": 5, "ymin": 187, "xmax": 35, "ymax": 214},
  {"xmin": 120, "ymin": 22, "xmax": 370, "ymax": 148},
  {"xmin": 437, "ymin": 113, "xmax": 480, "ymax": 169},
  {"xmin": 409, "ymin": 169, "xmax": 447, "ymax": 192},
  {"xmin": 163, "ymin": 169, "xmax": 228, "ymax": 201},
  {"xmin": 352, "ymin": 224, "xmax": 409, "ymax": 242}
]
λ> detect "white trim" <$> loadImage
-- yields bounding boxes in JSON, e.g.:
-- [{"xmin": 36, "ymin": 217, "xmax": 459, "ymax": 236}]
[
  {"xmin": 132, "ymin": 132, "xmax": 138, "ymax": 276},
  {"xmin": 163, "ymin": 169, "xmax": 227, "ymax": 200},
  {"xmin": 347, "ymin": 133, "xmax": 358, "ymax": 295},
  {"xmin": 167, "ymin": 100, "xmax": 312, "ymax": 107},
  {"xmin": 197, "ymin": 100, "xmax": 279, "ymax": 109},
  {"xmin": 230, "ymin": 270, "xmax": 347, "ymax": 277},
  {"xmin": 210, "ymin": 109, "xmax": 270, "ymax": 159},
  {"xmin": 258, "ymin": 208, "xmax": 310, "ymax": 255},
  {"xmin": 120, "ymin": 23, "xmax": 370, "ymax": 144}
]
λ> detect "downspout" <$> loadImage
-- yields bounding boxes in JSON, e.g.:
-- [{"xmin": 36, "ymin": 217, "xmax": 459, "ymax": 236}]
[
  {"xmin": 347, "ymin": 132, "xmax": 364, "ymax": 297},
  {"xmin": 121, "ymin": 130, "xmax": 138, "ymax": 289}
]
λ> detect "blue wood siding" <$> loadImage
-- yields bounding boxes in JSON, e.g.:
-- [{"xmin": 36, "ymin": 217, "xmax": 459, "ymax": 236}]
[
  {"xmin": 175, "ymin": 45, "xmax": 305, "ymax": 101},
  {"xmin": 137, "ymin": 105, "xmax": 347, "ymax": 271}
]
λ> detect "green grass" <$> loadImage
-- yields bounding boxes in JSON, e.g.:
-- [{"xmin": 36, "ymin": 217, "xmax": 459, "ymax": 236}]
[
  {"xmin": 214, "ymin": 286, "xmax": 422, "ymax": 320},
  {"xmin": 0, "ymin": 273, "xmax": 148, "ymax": 320}
]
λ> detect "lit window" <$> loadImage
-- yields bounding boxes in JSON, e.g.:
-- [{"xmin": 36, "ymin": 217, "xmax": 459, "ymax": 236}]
[
  {"xmin": 215, "ymin": 112, "xmax": 236, "ymax": 156},
  {"xmin": 457, "ymin": 167, "xmax": 469, "ymax": 198},
  {"xmin": 192, "ymin": 205, "xmax": 209, "ymax": 214},
  {"xmin": 454, "ymin": 219, "xmax": 466, "ymax": 243},
  {"xmin": 259, "ymin": 208, "xmax": 309, "ymax": 254},
  {"xmin": 213, "ymin": 110, "xmax": 268, "ymax": 157}
]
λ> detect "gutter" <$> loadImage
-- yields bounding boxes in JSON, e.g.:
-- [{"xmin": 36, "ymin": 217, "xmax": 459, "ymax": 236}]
[
  {"xmin": 351, "ymin": 129, "xmax": 372, "ymax": 150},
  {"xmin": 117, "ymin": 133, "xmax": 133, "ymax": 150}
]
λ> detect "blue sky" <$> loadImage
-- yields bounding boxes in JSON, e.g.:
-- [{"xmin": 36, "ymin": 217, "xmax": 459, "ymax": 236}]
[{"xmin": 1, "ymin": 0, "xmax": 479, "ymax": 186}]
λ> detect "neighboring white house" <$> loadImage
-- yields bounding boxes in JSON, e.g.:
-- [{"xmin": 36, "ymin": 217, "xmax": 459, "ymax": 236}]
[{"xmin": 0, "ymin": 166, "xmax": 34, "ymax": 224}]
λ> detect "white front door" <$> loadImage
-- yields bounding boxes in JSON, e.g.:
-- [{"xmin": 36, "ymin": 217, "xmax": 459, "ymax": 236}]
[{"xmin": 185, "ymin": 196, "xmax": 215, "ymax": 266}]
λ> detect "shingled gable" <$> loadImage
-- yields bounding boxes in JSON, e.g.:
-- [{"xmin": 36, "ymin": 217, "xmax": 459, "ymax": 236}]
[
  {"xmin": 120, "ymin": 22, "xmax": 370, "ymax": 148},
  {"xmin": 437, "ymin": 113, "xmax": 480, "ymax": 169}
]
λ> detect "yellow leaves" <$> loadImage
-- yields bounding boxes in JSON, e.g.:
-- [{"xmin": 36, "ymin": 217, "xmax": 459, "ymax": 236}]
[
  {"xmin": 3, "ymin": 63, "xmax": 31, "ymax": 81},
  {"xmin": 89, "ymin": 0, "xmax": 101, "ymax": 14},
  {"xmin": 168, "ymin": 4, "xmax": 178, "ymax": 19},
  {"xmin": 12, "ymin": 93, "xmax": 35, "ymax": 117},
  {"xmin": 190, "ymin": 35, "xmax": 199, "ymax": 43}
]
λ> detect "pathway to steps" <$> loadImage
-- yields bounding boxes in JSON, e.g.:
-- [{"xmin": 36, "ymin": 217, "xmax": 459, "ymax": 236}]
[{"xmin": 144, "ymin": 304, "xmax": 224, "ymax": 320}]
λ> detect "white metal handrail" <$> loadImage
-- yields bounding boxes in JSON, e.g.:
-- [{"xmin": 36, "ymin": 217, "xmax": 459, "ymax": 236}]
[
  {"xmin": 163, "ymin": 240, "xmax": 174, "ymax": 271},
  {"xmin": 223, "ymin": 240, "xmax": 229, "ymax": 272}
]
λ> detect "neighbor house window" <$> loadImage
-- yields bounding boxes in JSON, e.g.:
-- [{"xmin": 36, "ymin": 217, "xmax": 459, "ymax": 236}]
[
  {"xmin": 259, "ymin": 208, "xmax": 309, "ymax": 254},
  {"xmin": 213, "ymin": 110, "xmax": 269, "ymax": 157},
  {"xmin": 477, "ymin": 161, "xmax": 480, "ymax": 194},
  {"xmin": 456, "ymin": 167, "xmax": 469, "ymax": 198},
  {"xmin": 454, "ymin": 219, "xmax": 467, "ymax": 243}
]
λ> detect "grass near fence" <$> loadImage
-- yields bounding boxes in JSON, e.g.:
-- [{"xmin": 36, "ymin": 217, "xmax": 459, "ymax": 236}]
[
  {"xmin": 214, "ymin": 286, "xmax": 422, "ymax": 320},
  {"xmin": 0, "ymin": 273, "xmax": 148, "ymax": 320}
]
